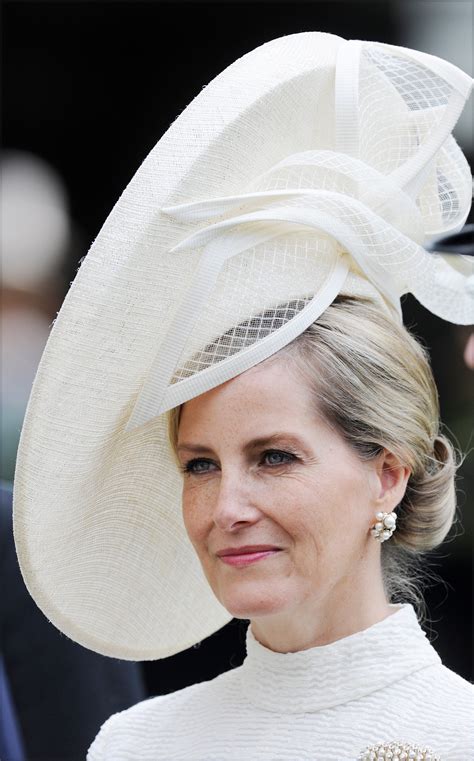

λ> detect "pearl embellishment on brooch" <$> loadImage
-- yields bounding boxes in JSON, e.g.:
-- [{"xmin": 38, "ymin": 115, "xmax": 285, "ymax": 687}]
[{"xmin": 358, "ymin": 740, "xmax": 440, "ymax": 760}]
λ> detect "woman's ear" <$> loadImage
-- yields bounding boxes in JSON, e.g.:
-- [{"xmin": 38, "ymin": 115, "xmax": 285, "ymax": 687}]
[{"xmin": 373, "ymin": 449, "xmax": 411, "ymax": 513}]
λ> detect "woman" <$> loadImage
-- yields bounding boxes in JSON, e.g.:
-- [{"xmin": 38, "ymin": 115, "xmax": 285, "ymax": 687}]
[{"xmin": 13, "ymin": 32, "xmax": 473, "ymax": 760}]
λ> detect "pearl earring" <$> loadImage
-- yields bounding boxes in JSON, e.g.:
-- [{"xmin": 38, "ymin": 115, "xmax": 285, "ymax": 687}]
[{"xmin": 371, "ymin": 511, "xmax": 397, "ymax": 542}]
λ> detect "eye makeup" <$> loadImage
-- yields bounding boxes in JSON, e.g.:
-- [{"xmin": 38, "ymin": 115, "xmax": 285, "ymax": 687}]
[{"xmin": 179, "ymin": 448, "xmax": 301, "ymax": 476}]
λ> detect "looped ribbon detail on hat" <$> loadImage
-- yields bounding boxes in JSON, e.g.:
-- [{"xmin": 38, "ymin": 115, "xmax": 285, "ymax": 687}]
[
  {"xmin": 336, "ymin": 40, "xmax": 472, "ymax": 201},
  {"xmin": 125, "ymin": 186, "xmax": 353, "ymax": 429},
  {"xmin": 127, "ymin": 152, "xmax": 429, "ymax": 430},
  {"xmin": 124, "ymin": 39, "xmax": 474, "ymax": 432},
  {"xmin": 124, "ymin": 163, "xmax": 411, "ymax": 431}
]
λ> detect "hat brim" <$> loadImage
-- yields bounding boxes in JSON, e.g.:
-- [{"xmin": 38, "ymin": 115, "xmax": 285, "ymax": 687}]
[{"xmin": 13, "ymin": 32, "xmax": 347, "ymax": 659}]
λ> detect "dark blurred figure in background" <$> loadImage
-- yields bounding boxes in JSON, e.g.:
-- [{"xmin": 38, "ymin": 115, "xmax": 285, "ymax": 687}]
[
  {"xmin": 0, "ymin": 153, "xmax": 145, "ymax": 758},
  {"xmin": 0, "ymin": 481, "xmax": 146, "ymax": 761}
]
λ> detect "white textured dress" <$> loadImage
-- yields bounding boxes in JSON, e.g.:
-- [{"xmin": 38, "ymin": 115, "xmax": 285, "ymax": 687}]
[{"xmin": 87, "ymin": 603, "xmax": 474, "ymax": 760}]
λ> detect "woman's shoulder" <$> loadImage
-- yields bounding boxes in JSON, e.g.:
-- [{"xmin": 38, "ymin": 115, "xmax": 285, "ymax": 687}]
[
  {"xmin": 413, "ymin": 660, "xmax": 474, "ymax": 754},
  {"xmin": 413, "ymin": 658, "xmax": 474, "ymax": 717},
  {"xmin": 86, "ymin": 665, "xmax": 242, "ymax": 760},
  {"xmin": 434, "ymin": 660, "xmax": 474, "ymax": 701},
  {"xmin": 435, "ymin": 665, "xmax": 474, "ymax": 761}
]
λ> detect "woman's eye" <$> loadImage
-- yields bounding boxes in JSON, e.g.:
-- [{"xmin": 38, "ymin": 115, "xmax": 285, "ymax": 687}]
[
  {"xmin": 180, "ymin": 450, "xmax": 297, "ymax": 476},
  {"xmin": 263, "ymin": 450, "xmax": 296, "ymax": 466},
  {"xmin": 180, "ymin": 458, "xmax": 215, "ymax": 475}
]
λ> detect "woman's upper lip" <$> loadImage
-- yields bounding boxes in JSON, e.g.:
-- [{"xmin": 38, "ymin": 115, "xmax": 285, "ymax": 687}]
[{"xmin": 216, "ymin": 545, "xmax": 282, "ymax": 557}]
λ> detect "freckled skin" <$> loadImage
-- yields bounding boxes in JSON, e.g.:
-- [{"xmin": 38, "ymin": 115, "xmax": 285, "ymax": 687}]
[{"xmin": 178, "ymin": 357, "xmax": 410, "ymax": 652}]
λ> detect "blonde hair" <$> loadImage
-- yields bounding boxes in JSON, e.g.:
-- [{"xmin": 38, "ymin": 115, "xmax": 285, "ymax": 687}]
[{"xmin": 167, "ymin": 295, "xmax": 463, "ymax": 621}]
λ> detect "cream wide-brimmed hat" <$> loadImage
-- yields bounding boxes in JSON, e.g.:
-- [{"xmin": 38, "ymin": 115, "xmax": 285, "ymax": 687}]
[{"xmin": 13, "ymin": 32, "xmax": 474, "ymax": 660}]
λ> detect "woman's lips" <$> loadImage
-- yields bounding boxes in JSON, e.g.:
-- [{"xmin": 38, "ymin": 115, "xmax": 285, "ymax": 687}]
[{"xmin": 218, "ymin": 549, "xmax": 282, "ymax": 566}]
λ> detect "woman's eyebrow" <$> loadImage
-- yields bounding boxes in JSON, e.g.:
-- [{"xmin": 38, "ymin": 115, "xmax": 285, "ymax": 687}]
[
  {"xmin": 176, "ymin": 432, "xmax": 307, "ymax": 454},
  {"xmin": 176, "ymin": 442, "xmax": 214, "ymax": 454},
  {"xmin": 243, "ymin": 433, "xmax": 307, "ymax": 452}
]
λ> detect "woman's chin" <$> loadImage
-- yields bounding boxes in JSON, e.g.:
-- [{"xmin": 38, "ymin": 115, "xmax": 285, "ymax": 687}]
[{"xmin": 217, "ymin": 585, "xmax": 291, "ymax": 620}]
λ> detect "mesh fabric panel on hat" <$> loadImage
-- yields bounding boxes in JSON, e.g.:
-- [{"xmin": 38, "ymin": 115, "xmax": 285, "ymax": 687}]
[{"xmin": 13, "ymin": 32, "xmax": 473, "ymax": 660}]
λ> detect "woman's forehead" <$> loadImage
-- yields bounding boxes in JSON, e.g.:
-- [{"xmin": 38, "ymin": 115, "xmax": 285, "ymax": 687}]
[
  {"xmin": 175, "ymin": 361, "xmax": 339, "ymax": 456},
  {"xmin": 180, "ymin": 358, "xmax": 312, "ymax": 422}
]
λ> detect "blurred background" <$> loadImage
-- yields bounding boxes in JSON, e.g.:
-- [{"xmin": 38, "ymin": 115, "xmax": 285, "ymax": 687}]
[{"xmin": 1, "ymin": 1, "xmax": 473, "ymax": 759}]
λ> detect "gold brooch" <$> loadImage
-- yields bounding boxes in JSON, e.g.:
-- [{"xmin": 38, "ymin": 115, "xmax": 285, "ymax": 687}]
[{"xmin": 357, "ymin": 741, "xmax": 441, "ymax": 760}]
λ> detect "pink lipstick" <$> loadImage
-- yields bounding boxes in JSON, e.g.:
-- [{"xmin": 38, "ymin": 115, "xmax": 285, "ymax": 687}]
[{"xmin": 218, "ymin": 549, "xmax": 281, "ymax": 566}]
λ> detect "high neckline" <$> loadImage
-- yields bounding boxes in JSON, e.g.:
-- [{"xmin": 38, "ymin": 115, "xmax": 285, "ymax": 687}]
[{"xmin": 239, "ymin": 603, "xmax": 441, "ymax": 713}]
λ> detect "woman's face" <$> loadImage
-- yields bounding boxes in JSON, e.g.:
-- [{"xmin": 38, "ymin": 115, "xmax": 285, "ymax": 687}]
[{"xmin": 177, "ymin": 357, "xmax": 391, "ymax": 623}]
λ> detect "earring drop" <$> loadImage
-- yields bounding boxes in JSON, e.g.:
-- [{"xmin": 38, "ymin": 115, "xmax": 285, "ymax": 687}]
[{"xmin": 371, "ymin": 511, "xmax": 397, "ymax": 542}]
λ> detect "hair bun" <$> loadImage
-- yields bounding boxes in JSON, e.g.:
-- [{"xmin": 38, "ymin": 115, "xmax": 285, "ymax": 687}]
[{"xmin": 396, "ymin": 433, "xmax": 459, "ymax": 552}]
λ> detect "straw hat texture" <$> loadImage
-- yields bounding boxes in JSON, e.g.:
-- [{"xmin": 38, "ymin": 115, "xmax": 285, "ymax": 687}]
[{"xmin": 13, "ymin": 32, "xmax": 474, "ymax": 659}]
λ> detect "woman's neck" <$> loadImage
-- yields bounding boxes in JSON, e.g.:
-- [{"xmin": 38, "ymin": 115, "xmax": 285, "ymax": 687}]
[{"xmin": 249, "ymin": 574, "xmax": 393, "ymax": 653}]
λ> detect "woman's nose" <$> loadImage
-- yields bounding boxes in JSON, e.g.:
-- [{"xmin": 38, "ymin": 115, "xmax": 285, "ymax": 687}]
[{"xmin": 212, "ymin": 470, "xmax": 262, "ymax": 532}]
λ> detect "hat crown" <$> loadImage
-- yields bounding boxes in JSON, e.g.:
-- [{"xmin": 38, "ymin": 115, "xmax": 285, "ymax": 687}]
[{"xmin": 126, "ymin": 35, "xmax": 474, "ymax": 430}]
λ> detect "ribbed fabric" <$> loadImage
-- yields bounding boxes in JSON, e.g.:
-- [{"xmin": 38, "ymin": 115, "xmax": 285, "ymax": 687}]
[{"xmin": 87, "ymin": 604, "xmax": 474, "ymax": 760}]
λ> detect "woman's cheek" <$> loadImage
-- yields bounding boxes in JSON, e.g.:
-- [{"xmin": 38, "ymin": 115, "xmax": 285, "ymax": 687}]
[
  {"xmin": 182, "ymin": 496, "xmax": 202, "ymax": 541},
  {"xmin": 185, "ymin": 490, "xmax": 217, "ymax": 545}
]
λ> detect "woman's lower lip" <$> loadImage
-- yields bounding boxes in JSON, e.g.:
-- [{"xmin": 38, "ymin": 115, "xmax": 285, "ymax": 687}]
[{"xmin": 219, "ymin": 550, "xmax": 281, "ymax": 566}]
